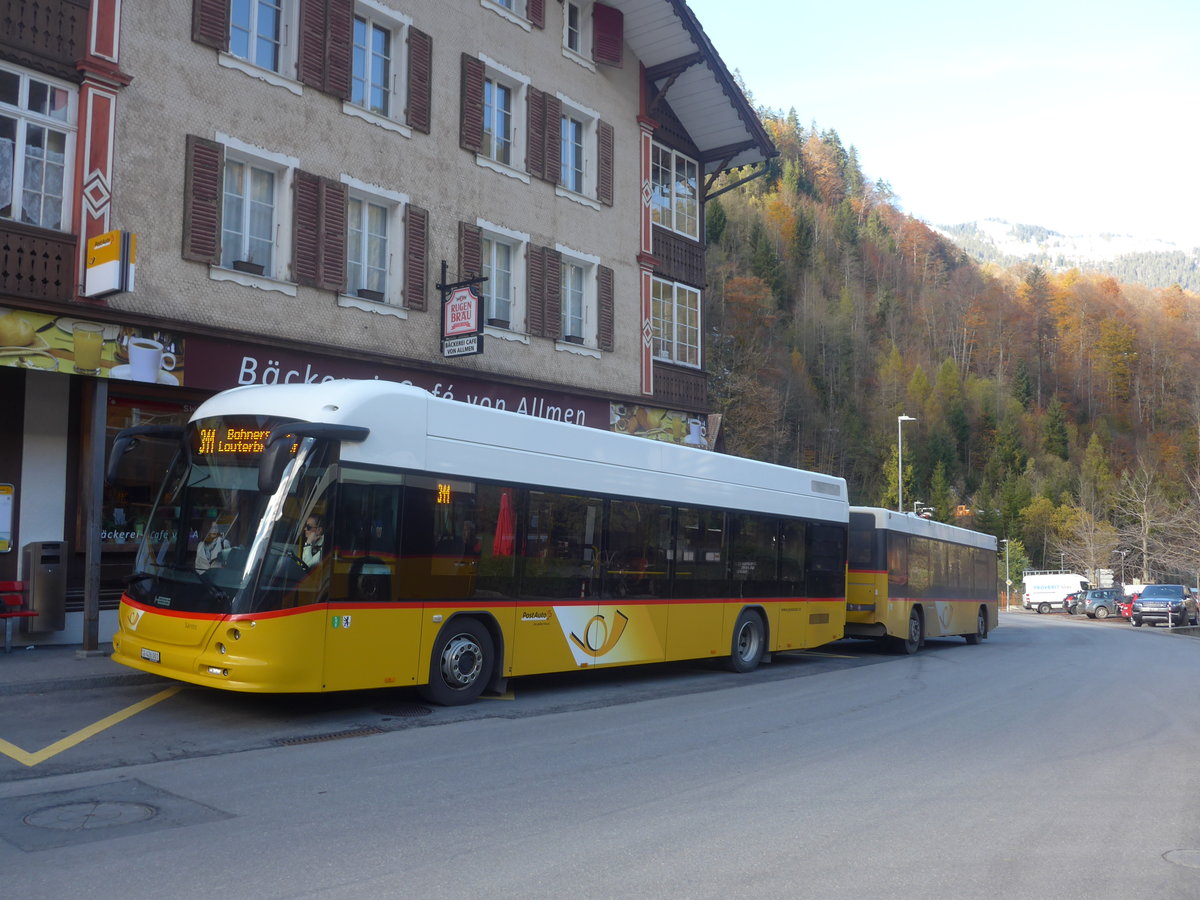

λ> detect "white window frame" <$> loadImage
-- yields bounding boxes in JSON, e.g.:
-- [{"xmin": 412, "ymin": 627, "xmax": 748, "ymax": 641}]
[
  {"xmin": 562, "ymin": 2, "xmax": 595, "ymax": 70},
  {"xmin": 651, "ymin": 141, "xmax": 700, "ymax": 240},
  {"xmin": 555, "ymin": 93, "xmax": 599, "ymax": 208},
  {"xmin": 476, "ymin": 56, "xmax": 530, "ymax": 183},
  {"xmin": 222, "ymin": 0, "xmax": 301, "ymax": 94},
  {"xmin": 478, "ymin": 219, "xmax": 529, "ymax": 341},
  {"xmin": 556, "ymin": 244, "xmax": 600, "ymax": 356},
  {"xmin": 481, "ymin": 0, "xmax": 532, "ymax": 32},
  {"xmin": 211, "ymin": 134, "xmax": 296, "ymax": 295},
  {"xmin": 345, "ymin": 1, "xmax": 412, "ymax": 137},
  {"xmin": 651, "ymin": 276, "xmax": 701, "ymax": 368},
  {"xmin": 0, "ymin": 63, "xmax": 77, "ymax": 232},
  {"xmin": 340, "ymin": 175, "xmax": 406, "ymax": 316}
]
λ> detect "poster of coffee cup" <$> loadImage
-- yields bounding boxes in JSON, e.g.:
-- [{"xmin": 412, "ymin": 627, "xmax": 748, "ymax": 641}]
[{"xmin": 112, "ymin": 336, "xmax": 180, "ymax": 384}]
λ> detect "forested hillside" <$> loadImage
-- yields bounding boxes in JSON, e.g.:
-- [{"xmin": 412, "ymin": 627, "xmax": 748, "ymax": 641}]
[{"xmin": 705, "ymin": 111, "xmax": 1200, "ymax": 585}]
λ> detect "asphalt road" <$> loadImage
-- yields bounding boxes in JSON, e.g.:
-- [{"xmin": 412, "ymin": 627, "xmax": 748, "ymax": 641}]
[{"xmin": 1, "ymin": 612, "xmax": 1198, "ymax": 898}]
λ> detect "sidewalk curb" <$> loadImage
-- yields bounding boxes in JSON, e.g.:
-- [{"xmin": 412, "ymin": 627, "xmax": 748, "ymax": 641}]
[{"xmin": 0, "ymin": 671, "xmax": 168, "ymax": 697}]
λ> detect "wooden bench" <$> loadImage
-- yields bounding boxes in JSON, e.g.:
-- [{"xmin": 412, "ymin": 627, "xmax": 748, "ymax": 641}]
[{"xmin": 0, "ymin": 581, "xmax": 37, "ymax": 653}]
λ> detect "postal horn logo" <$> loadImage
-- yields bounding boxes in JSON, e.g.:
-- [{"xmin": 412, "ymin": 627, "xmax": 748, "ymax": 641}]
[{"xmin": 569, "ymin": 610, "xmax": 629, "ymax": 657}]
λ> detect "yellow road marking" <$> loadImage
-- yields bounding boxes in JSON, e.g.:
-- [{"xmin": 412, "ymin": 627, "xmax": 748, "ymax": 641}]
[
  {"xmin": 483, "ymin": 690, "xmax": 516, "ymax": 701},
  {"xmin": 0, "ymin": 685, "xmax": 184, "ymax": 767}
]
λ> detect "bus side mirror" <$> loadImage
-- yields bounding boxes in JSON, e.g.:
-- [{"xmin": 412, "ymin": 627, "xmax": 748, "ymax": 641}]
[
  {"xmin": 106, "ymin": 426, "xmax": 184, "ymax": 486},
  {"xmin": 259, "ymin": 438, "xmax": 294, "ymax": 494}
]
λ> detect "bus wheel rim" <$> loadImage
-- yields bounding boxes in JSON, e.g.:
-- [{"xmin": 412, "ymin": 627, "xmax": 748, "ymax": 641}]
[
  {"xmin": 736, "ymin": 620, "xmax": 760, "ymax": 661},
  {"xmin": 441, "ymin": 634, "xmax": 483, "ymax": 689}
]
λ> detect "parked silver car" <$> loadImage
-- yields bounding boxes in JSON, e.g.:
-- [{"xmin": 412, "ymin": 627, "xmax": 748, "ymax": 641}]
[
  {"xmin": 1130, "ymin": 585, "xmax": 1199, "ymax": 627},
  {"xmin": 1080, "ymin": 588, "xmax": 1122, "ymax": 619}
]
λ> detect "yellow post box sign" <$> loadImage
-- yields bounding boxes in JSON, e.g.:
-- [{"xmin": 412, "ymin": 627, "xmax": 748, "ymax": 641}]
[{"xmin": 85, "ymin": 229, "xmax": 137, "ymax": 298}]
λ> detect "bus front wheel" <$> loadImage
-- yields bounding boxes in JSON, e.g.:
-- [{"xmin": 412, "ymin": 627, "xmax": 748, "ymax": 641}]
[
  {"xmin": 727, "ymin": 609, "xmax": 766, "ymax": 673},
  {"xmin": 420, "ymin": 618, "xmax": 494, "ymax": 706}
]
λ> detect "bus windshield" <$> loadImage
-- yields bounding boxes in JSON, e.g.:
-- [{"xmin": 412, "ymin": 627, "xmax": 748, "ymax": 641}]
[{"xmin": 125, "ymin": 414, "xmax": 334, "ymax": 616}]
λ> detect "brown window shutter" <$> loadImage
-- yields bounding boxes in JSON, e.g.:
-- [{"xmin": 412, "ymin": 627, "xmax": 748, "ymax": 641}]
[
  {"xmin": 528, "ymin": 0, "xmax": 545, "ymax": 29},
  {"xmin": 597, "ymin": 120, "xmax": 614, "ymax": 206},
  {"xmin": 526, "ymin": 246, "xmax": 546, "ymax": 337},
  {"xmin": 407, "ymin": 28, "xmax": 432, "ymax": 133},
  {"xmin": 543, "ymin": 248, "xmax": 562, "ymax": 339},
  {"xmin": 592, "ymin": 4, "xmax": 624, "ymax": 67},
  {"xmin": 296, "ymin": 0, "xmax": 327, "ymax": 90},
  {"xmin": 192, "ymin": 0, "xmax": 229, "ymax": 51},
  {"xmin": 526, "ymin": 88, "xmax": 545, "ymax": 180},
  {"xmin": 404, "ymin": 205, "xmax": 429, "ymax": 311},
  {"xmin": 182, "ymin": 135, "xmax": 224, "ymax": 265},
  {"xmin": 459, "ymin": 221, "xmax": 482, "ymax": 279},
  {"xmin": 543, "ymin": 94, "xmax": 562, "ymax": 187},
  {"xmin": 460, "ymin": 54, "xmax": 485, "ymax": 154},
  {"xmin": 325, "ymin": 0, "xmax": 354, "ymax": 100},
  {"xmin": 293, "ymin": 170, "xmax": 323, "ymax": 286},
  {"xmin": 597, "ymin": 264, "xmax": 614, "ymax": 351},
  {"xmin": 318, "ymin": 178, "xmax": 347, "ymax": 291}
]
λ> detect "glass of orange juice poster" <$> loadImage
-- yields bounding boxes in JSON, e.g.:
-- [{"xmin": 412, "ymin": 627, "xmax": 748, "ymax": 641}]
[{"xmin": 72, "ymin": 322, "xmax": 105, "ymax": 374}]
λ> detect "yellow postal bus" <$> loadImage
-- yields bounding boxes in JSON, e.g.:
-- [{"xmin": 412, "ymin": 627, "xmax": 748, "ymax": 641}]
[
  {"xmin": 108, "ymin": 380, "xmax": 851, "ymax": 703},
  {"xmin": 846, "ymin": 507, "xmax": 998, "ymax": 653}
]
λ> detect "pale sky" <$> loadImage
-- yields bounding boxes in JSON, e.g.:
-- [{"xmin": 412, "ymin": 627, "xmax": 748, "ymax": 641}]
[{"xmin": 687, "ymin": 0, "xmax": 1200, "ymax": 249}]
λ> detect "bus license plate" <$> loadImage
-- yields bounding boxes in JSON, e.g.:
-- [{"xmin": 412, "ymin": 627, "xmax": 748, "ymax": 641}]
[{"xmin": 141, "ymin": 647, "xmax": 161, "ymax": 663}]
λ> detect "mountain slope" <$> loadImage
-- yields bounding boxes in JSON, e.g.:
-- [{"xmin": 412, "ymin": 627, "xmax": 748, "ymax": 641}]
[{"xmin": 935, "ymin": 219, "xmax": 1200, "ymax": 290}]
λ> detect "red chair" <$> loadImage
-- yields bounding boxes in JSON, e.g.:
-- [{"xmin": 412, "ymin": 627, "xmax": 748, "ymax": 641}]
[{"xmin": 0, "ymin": 581, "xmax": 37, "ymax": 653}]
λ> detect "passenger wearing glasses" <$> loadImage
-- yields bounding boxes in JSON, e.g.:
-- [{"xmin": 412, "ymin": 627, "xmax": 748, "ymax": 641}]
[{"xmin": 302, "ymin": 515, "xmax": 325, "ymax": 567}]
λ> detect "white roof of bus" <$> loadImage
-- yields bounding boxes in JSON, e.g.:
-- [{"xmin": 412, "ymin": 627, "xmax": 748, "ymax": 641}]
[
  {"xmin": 194, "ymin": 381, "xmax": 849, "ymax": 521},
  {"xmin": 850, "ymin": 506, "xmax": 997, "ymax": 551}
]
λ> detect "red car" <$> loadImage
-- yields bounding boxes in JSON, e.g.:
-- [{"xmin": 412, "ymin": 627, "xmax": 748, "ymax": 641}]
[{"xmin": 1117, "ymin": 591, "xmax": 1138, "ymax": 619}]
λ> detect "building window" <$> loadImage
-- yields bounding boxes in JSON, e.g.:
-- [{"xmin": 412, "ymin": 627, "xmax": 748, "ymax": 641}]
[
  {"xmin": 565, "ymin": 2, "xmax": 583, "ymax": 53},
  {"xmin": 346, "ymin": 195, "xmax": 391, "ymax": 299},
  {"xmin": 221, "ymin": 158, "xmax": 277, "ymax": 273},
  {"xmin": 229, "ymin": 0, "xmax": 288, "ymax": 73},
  {"xmin": 652, "ymin": 277, "xmax": 700, "ymax": 367},
  {"xmin": 562, "ymin": 261, "xmax": 585, "ymax": 339},
  {"xmin": 352, "ymin": 15, "xmax": 393, "ymax": 116},
  {"xmin": 0, "ymin": 64, "xmax": 76, "ymax": 230},
  {"xmin": 651, "ymin": 142, "xmax": 699, "ymax": 240},
  {"xmin": 561, "ymin": 114, "xmax": 584, "ymax": 193},
  {"xmin": 483, "ymin": 77, "xmax": 513, "ymax": 166},
  {"xmin": 482, "ymin": 234, "xmax": 516, "ymax": 326}
]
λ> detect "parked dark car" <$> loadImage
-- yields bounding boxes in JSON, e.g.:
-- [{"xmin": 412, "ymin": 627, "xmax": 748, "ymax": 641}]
[
  {"xmin": 1066, "ymin": 590, "xmax": 1088, "ymax": 614},
  {"xmin": 1081, "ymin": 588, "xmax": 1123, "ymax": 619},
  {"xmin": 1131, "ymin": 584, "xmax": 1199, "ymax": 627}
]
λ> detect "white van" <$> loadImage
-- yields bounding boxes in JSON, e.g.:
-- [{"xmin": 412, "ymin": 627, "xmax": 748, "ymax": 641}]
[{"xmin": 1023, "ymin": 571, "xmax": 1089, "ymax": 613}]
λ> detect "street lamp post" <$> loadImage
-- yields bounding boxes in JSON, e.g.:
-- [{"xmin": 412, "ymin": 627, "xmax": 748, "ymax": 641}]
[{"xmin": 897, "ymin": 415, "xmax": 916, "ymax": 512}]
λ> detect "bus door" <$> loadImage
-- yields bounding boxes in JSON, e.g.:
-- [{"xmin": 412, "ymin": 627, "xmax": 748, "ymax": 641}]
[
  {"xmin": 597, "ymin": 500, "xmax": 671, "ymax": 667},
  {"xmin": 668, "ymin": 507, "xmax": 727, "ymax": 660},
  {"xmin": 321, "ymin": 475, "xmax": 416, "ymax": 691},
  {"xmin": 515, "ymin": 491, "xmax": 603, "ymax": 675}
]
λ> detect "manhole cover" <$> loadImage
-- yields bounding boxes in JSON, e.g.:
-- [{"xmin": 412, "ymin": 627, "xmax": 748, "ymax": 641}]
[
  {"xmin": 25, "ymin": 801, "xmax": 157, "ymax": 831},
  {"xmin": 1164, "ymin": 849, "xmax": 1200, "ymax": 869}
]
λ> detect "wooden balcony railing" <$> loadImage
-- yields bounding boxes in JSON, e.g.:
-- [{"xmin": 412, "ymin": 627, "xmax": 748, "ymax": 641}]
[
  {"xmin": 1, "ymin": 222, "xmax": 78, "ymax": 304},
  {"xmin": 652, "ymin": 361, "xmax": 708, "ymax": 410}
]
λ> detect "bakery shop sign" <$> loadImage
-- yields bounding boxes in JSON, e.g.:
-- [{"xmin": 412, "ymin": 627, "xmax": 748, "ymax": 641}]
[{"xmin": 438, "ymin": 262, "xmax": 486, "ymax": 358}]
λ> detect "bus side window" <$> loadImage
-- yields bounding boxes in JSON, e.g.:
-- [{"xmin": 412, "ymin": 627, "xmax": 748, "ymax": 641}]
[
  {"xmin": 806, "ymin": 523, "xmax": 846, "ymax": 598},
  {"xmin": 780, "ymin": 520, "xmax": 806, "ymax": 593},
  {"xmin": 674, "ymin": 507, "xmax": 727, "ymax": 599},
  {"xmin": 523, "ymin": 491, "xmax": 602, "ymax": 599},
  {"xmin": 728, "ymin": 513, "xmax": 781, "ymax": 597},
  {"xmin": 333, "ymin": 482, "xmax": 399, "ymax": 603}
]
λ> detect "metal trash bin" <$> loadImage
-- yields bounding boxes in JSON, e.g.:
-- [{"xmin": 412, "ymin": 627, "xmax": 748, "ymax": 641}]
[{"xmin": 22, "ymin": 541, "xmax": 67, "ymax": 633}]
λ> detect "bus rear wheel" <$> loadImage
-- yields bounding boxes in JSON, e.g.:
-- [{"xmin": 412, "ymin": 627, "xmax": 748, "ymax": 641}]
[
  {"xmin": 727, "ymin": 609, "xmax": 765, "ymax": 673},
  {"xmin": 420, "ymin": 618, "xmax": 494, "ymax": 706},
  {"xmin": 893, "ymin": 608, "xmax": 923, "ymax": 654},
  {"xmin": 964, "ymin": 606, "xmax": 988, "ymax": 644}
]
